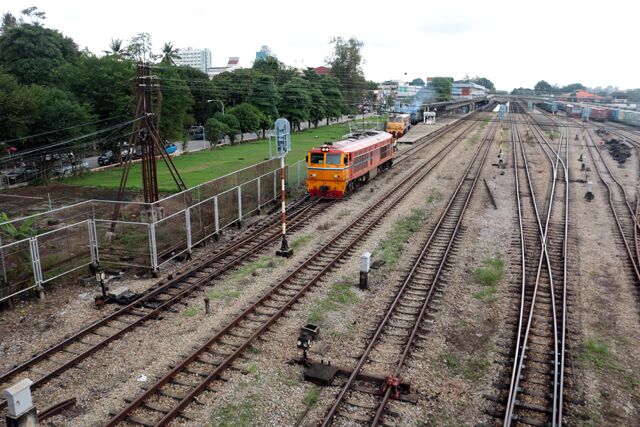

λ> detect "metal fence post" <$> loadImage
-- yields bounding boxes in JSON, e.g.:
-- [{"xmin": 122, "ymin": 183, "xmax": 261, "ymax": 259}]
[
  {"xmin": 88, "ymin": 219, "xmax": 99, "ymax": 265},
  {"xmin": 0, "ymin": 235, "xmax": 7, "ymax": 284},
  {"xmin": 257, "ymin": 176, "xmax": 261, "ymax": 210},
  {"xmin": 273, "ymin": 171, "xmax": 277, "ymax": 201},
  {"xmin": 214, "ymin": 196, "xmax": 220, "ymax": 235},
  {"xmin": 185, "ymin": 207, "xmax": 192, "ymax": 255},
  {"xmin": 148, "ymin": 223, "xmax": 158, "ymax": 275},
  {"xmin": 237, "ymin": 186, "xmax": 243, "ymax": 222},
  {"xmin": 29, "ymin": 237, "xmax": 44, "ymax": 297}
]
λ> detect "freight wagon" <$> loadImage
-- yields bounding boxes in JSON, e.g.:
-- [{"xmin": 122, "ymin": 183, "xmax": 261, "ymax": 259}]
[{"xmin": 589, "ymin": 107, "xmax": 608, "ymax": 121}]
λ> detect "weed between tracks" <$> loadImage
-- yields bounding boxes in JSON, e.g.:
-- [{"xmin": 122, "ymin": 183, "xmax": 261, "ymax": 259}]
[
  {"xmin": 374, "ymin": 208, "xmax": 425, "ymax": 266},
  {"xmin": 235, "ymin": 255, "xmax": 283, "ymax": 278},
  {"xmin": 307, "ymin": 283, "xmax": 359, "ymax": 324},
  {"xmin": 440, "ymin": 352, "xmax": 490, "ymax": 381},
  {"xmin": 291, "ymin": 235, "xmax": 312, "ymax": 250},
  {"xmin": 210, "ymin": 395, "xmax": 256, "ymax": 426},
  {"xmin": 303, "ymin": 385, "xmax": 321, "ymax": 407},
  {"xmin": 471, "ymin": 255, "xmax": 504, "ymax": 304},
  {"xmin": 578, "ymin": 337, "xmax": 623, "ymax": 372}
]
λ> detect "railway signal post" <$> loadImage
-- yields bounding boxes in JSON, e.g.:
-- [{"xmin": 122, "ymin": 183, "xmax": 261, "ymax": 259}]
[{"xmin": 275, "ymin": 118, "xmax": 293, "ymax": 258}]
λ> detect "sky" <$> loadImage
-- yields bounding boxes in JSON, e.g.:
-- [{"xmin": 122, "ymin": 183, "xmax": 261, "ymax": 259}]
[{"xmin": 3, "ymin": 0, "xmax": 639, "ymax": 90}]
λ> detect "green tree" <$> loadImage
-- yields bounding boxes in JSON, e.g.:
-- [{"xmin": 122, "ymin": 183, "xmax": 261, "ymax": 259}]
[
  {"xmin": 326, "ymin": 37, "xmax": 366, "ymax": 111},
  {"xmin": 0, "ymin": 70, "xmax": 30, "ymax": 142},
  {"xmin": 20, "ymin": 84, "xmax": 95, "ymax": 146},
  {"xmin": 1, "ymin": 12, "xmax": 17, "ymax": 34},
  {"xmin": 320, "ymin": 76, "xmax": 345, "ymax": 124},
  {"xmin": 211, "ymin": 69, "xmax": 257, "ymax": 107},
  {"xmin": 411, "ymin": 78, "xmax": 425, "ymax": 86},
  {"xmin": 471, "ymin": 77, "xmax": 495, "ymax": 91},
  {"xmin": 511, "ymin": 87, "xmax": 534, "ymax": 95},
  {"xmin": 278, "ymin": 77, "xmax": 311, "ymax": 130},
  {"xmin": 252, "ymin": 56, "xmax": 296, "ymax": 86},
  {"xmin": 214, "ymin": 112, "xmax": 240, "ymax": 144},
  {"xmin": 561, "ymin": 83, "xmax": 586, "ymax": 93},
  {"xmin": 0, "ymin": 23, "xmax": 79, "ymax": 85},
  {"xmin": 429, "ymin": 77, "xmax": 453, "ymax": 101},
  {"xmin": 103, "ymin": 38, "xmax": 125, "ymax": 58},
  {"xmin": 159, "ymin": 42, "xmax": 180, "ymax": 65},
  {"xmin": 227, "ymin": 103, "xmax": 261, "ymax": 142},
  {"xmin": 126, "ymin": 32, "xmax": 155, "ymax": 63},
  {"xmin": 204, "ymin": 118, "xmax": 227, "ymax": 147},
  {"xmin": 157, "ymin": 67, "xmax": 194, "ymax": 140},
  {"xmin": 175, "ymin": 66, "xmax": 218, "ymax": 125},
  {"xmin": 20, "ymin": 6, "xmax": 46, "ymax": 25},
  {"xmin": 249, "ymin": 74, "xmax": 279, "ymax": 126},
  {"xmin": 534, "ymin": 80, "xmax": 553, "ymax": 95},
  {"xmin": 308, "ymin": 86, "xmax": 326, "ymax": 128},
  {"xmin": 57, "ymin": 55, "xmax": 135, "ymax": 121}
]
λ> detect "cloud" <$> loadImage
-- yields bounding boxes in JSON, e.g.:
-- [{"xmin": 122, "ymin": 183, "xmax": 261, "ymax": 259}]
[{"xmin": 416, "ymin": 13, "xmax": 476, "ymax": 34}]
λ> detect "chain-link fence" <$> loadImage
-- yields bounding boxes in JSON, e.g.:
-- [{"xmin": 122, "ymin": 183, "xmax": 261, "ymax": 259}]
[{"xmin": 0, "ymin": 158, "xmax": 307, "ymax": 302}]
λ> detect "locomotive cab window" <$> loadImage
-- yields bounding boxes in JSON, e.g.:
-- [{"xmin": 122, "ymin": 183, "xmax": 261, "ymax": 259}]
[
  {"xmin": 326, "ymin": 153, "xmax": 341, "ymax": 165},
  {"xmin": 344, "ymin": 155, "xmax": 350, "ymax": 164},
  {"xmin": 310, "ymin": 153, "xmax": 324, "ymax": 164}
]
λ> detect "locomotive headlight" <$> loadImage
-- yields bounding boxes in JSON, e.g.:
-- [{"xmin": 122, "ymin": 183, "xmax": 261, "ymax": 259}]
[
  {"xmin": 334, "ymin": 174, "xmax": 339, "ymax": 178},
  {"xmin": 310, "ymin": 173, "xmax": 316, "ymax": 177}
]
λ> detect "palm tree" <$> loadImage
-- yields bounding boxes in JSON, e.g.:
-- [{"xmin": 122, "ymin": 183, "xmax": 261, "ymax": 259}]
[
  {"xmin": 104, "ymin": 38, "xmax": 125, "ymax": 58},
  {"xmin": 159, "ymin": 42, "xmax": 180, "ymax": 66}
]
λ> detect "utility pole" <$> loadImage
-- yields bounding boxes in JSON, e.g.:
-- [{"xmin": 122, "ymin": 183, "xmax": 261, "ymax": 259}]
[
  {"xmin": 111, "ymin": 63, "xmax": 187, "ymax": 229},
  {"xmin": 274, "ymin": 118, "xmax": 293, "ymax": 258}
]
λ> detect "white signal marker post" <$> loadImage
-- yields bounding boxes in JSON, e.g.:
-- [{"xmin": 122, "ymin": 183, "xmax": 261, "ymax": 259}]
[{"xmin": 275, "ymin": 118, "xmax": 293, "ymax": 258}]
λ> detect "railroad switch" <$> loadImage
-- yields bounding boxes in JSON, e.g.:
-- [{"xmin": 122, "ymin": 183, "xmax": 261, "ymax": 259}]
[
  {"xmin": 304, "ymin": 360, "xmax": 339, "ymax": 386},
  {"xmin": 297, "ymin": 323, "xmax": 319, "ymax": 360},
  {"xmin": 382, "ymin": 375, "xmax": 402, "ymax": 399}
]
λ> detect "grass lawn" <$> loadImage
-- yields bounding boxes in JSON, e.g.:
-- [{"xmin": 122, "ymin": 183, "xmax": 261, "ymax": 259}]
[{"xmin": 67, "ymin": 122, "xmax": 356, "ymax": 192}]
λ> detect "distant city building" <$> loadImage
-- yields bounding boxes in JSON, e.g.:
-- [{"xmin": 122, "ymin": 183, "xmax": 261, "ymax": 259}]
[
  {"xmin": 397, "ymin": 83, "xmax": 420, "ymax": 98},
  {"xmin": 174, "ymin": 48, "xmax": 211, "ymax": 74},
  {"xmin": 313, "ymin": 66, "xmax": 331, "ymax": 76},
  {"xmin": 255, "ymin": 45, "xmax": 274, "ymax": 61},
  {"xmin": 560, "ymin": 90, "xmax": 604, "ymax": 103},
  {"xmin": 452, "ymin": 82, "xmax": 487, "ymax": 99},
  {"xmin": 207, "ymin": 57, "xmax": 241, "ymax": 78}
]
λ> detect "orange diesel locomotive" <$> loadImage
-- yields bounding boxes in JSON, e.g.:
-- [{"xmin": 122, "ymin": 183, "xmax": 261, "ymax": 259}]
[{"xmin": 306, "ymin": 130, "xmax": 394, "ymax": 198}]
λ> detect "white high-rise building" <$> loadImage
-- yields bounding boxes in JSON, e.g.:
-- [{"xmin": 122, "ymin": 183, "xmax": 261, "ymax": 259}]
[{"xmin": 174, "ymin": 48, "xmax": 212, "ymax": 74}]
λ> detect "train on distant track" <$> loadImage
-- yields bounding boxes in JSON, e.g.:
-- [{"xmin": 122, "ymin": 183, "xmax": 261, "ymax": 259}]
[
  {"xmin": 385, "ymin": 113, "xmax": 411, "ymax": 138},
  {"xmin": 306, "ymin": 130, "xmax": 394, "ymax": 198},
  {"xmin": 538, "ymin": 101, "xmax": 640, "ymax": 126}
]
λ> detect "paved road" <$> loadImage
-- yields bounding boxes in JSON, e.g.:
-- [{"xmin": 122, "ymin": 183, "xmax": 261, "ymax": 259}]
[{"xmin": 84, "ymin": 114, "xmax": 379, "ymax": 169}]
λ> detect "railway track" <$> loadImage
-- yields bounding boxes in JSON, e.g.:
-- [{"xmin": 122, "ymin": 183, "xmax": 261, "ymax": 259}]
[
  {"xmin": 103, "ymin": 112, "xmax": 485, "ymax": 427},
  {"xmin": 584, "ymin": 127, "xmax": 640, "ymax": 285},
  {"xmin": 538, "ymin": 106, "xmax": 640, "ymax": 283},
  {"xmin": 0, "ymin": 195, "xmax": 322, "ymax": 408},
  {"xmin": 319, "ymin": 118, "xmax": 498, "ymax": 426},
  {"xmin": 490, "ymin": 105, "xmax": 569, "ymax": 426},
  {"xmin": 0, "ymin": 109, "xmax": 487, "ymax": 421}
]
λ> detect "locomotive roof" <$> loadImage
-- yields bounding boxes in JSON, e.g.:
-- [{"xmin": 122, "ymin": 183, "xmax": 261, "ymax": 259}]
[{"xmin": 313, "ymin": 130, "xmax": 392, "ymax": 153}]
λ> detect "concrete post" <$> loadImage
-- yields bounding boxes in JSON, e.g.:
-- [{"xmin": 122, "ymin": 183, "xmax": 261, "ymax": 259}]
[
  {"xmin": 4, "ymin": 378, "xmax": 38, "ymax": 427},
  {"xmin": 360, "ymin": 252, "xmax": 371, "ymax": 290}
]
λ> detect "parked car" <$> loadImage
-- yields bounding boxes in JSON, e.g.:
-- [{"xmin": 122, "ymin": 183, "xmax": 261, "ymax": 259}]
[
  {"xmin": 54, "ymin": 161, "xmax": 89, "ymax": 176},
  {"xmin": 165, "ymin": 143, "xmax": 177, "ymax": 154},
  {"xmin": 98, "ymin": 150, "xmax": 115, "ymax": 166},
  {"xmin": 6, "ymin": 167, "xmax": 38, "ymax": 184}
]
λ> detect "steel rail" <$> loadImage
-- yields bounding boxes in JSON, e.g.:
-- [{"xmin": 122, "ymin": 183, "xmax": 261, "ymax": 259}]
[
  {"xmin": 320, "ymin": 118, "xmax": 498, "ymax": 426},
  {"xmin": 0, "ymin": 195, "xmax": 318, "ymax": 403},
  {"xmin": 0, "ymin": 110, "xmax": 484, "ymax": 416},
  {"xmin": 503, "ymin": 104, "xmax": 568, "ymax": 426},
  {"xmin": 584, "ymin": 128, "xmax": 640, "ymax": 284},
  {"xmin": 105, "ymin": 112, "xmax": 486, "ymax": 427},
  {"xmin": 369, "ymin": 119, "xmax": 498, "ymax": 426}
]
